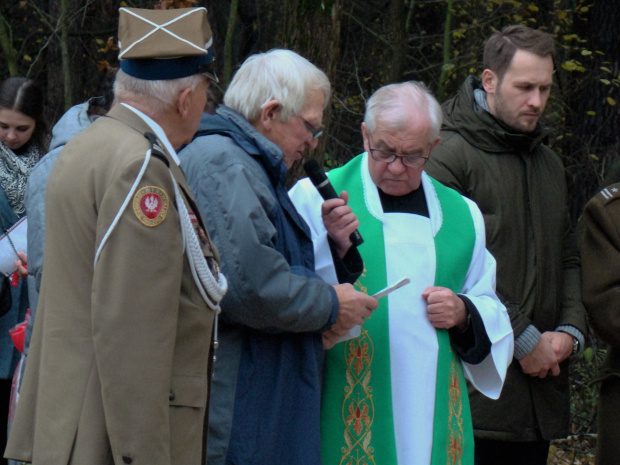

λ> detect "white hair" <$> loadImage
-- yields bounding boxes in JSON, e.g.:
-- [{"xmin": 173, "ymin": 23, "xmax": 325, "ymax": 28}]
[
  {"xmin": 364, "ymin": 81, "xmax": 442, "ymax": 142},
  {"xmin": 114, "ymin": 69, "xmax": 205, "ymax": 116},
  {"xmin": 223, "ymin": 49, "xmax": 331, "ymax": 123}
]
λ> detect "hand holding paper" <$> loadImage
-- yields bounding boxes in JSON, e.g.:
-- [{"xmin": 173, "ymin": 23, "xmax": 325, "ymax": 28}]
[
  {"xmin": 0, "ymin": 217, "xmax": 27, "ymax": 277},
  {"xmin": 372, "ymin": 277, "xmax": 411, "ymax": 300},
  {"xmin": 328, "ymin": 277, "xmax": 411, "ymax": 345}
]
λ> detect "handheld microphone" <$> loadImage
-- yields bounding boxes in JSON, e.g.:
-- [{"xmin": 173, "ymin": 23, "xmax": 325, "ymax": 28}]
[{"xmin": 303, "ymin": 159, "xmax": 364, "ymax": 247}]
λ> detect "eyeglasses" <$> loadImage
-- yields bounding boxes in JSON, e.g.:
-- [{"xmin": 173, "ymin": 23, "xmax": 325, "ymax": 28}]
[
  {"xmin": 368, "ymin": 145, "xmax": 429, "ymax": 168},
  {"xmin": 297, "ymin": 115, "xmax": 323, "ymax": 140}
]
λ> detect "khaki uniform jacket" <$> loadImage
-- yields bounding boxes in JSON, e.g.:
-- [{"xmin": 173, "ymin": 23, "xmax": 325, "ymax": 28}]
[
  {"xmin": 5, "ymin": 105, "xmax": 219, "ymax": 465},
  {"xmin": 581, "ymin": 183, "xmax": 620, "ymax": 464}
]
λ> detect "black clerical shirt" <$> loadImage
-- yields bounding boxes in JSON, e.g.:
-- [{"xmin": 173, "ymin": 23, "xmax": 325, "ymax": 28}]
[{"xmin": 377, "ymin": 184, "xmax": 492, "ymax": 365}]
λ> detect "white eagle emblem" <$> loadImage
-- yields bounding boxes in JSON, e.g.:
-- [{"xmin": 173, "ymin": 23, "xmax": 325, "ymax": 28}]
[{"xmin": 145, "ymin": 194, "xmax": 160, "ymax": 213}]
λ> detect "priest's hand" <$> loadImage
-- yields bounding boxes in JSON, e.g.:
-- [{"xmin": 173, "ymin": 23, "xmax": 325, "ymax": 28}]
[
  {"xmin": 331, "ymin": 283, "xmax": 378, "ymax": 333},
  {"xmin": 321, "ymin": 191, "xmax": 360, "ymax": 259},
  {"xmin": 422, "ymin": 286, "xmax": 468, "ymax": 330},
  {"xmin": 518, "ymin": 332, "xmax": 561, "ymax": 378}
]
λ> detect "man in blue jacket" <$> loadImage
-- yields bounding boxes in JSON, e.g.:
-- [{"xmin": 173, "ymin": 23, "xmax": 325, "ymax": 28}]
[{"xmin": 179, "ymin": 49, "xmax": 378, "ymax": 465}]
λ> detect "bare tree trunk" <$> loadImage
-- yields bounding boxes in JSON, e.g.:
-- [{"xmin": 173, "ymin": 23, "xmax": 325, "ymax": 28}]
[
  {"xmin": 281, "ymin": 0, "xmax": 344, "ymax": 185},
  {"xmin": 46, "ymin": 1, "xmax": 64, "ymax": 124},
  {"xmin": 437, "ymin": 0, "xmax": 453, "ymax": 101},
  {"xmin": 315, "ymin": 0, "xmax": 342, "ymax": 170},
  {"xmin": 326, "ymin": 0, "xmax": 342, "ymax": 86},
  {"xmin": 60, "ymin": 0, "xmax": 72, "ymax": 110},
  {"xmin": 223, "ymin": 0, "xmax": 239, "ymax": 88},
  {"xmin": 389, "ymin": 0, "xmax": 407, "ymax": 82},
  {"xmin": 0, "ymin": 11, "xmax": 18, "ymax": 76},
  {"xmin": 405, "ymin": 0, "xmax": 415, "ymax": 33}
]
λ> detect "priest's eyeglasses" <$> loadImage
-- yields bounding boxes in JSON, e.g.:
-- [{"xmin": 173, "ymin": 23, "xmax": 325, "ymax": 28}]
[{"xmin": 368, "ymin": 145, "xmax": 430, "ymax": 168}]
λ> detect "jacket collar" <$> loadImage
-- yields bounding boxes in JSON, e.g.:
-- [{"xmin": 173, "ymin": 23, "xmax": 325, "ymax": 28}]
[
  {"xmin": 198, "ymin": 106, "xmax": 288, "ymax": 186},
  {"xmin": 106, "ymin": 104, "xmax": 193, "ymax": 196},
  {"xmin": 195, "ymin": 105, "xmax": 312, "ymax": 240}
]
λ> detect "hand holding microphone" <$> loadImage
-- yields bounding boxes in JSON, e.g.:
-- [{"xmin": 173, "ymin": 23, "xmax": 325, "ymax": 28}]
[{"xmin": 303, "ymin": 160, "xmax": 364, "ymax": 248}]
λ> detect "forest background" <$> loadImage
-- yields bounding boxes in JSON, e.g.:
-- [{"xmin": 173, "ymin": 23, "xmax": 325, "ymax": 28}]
[{"xmin": 1, "ymin": 0, "xmax": 618, "ymax": 462}]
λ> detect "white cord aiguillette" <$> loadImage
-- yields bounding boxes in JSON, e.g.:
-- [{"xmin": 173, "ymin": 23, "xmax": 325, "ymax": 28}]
[{"xmin": 94, "ymin": 149, "xmax": 227, "ymax": 350}]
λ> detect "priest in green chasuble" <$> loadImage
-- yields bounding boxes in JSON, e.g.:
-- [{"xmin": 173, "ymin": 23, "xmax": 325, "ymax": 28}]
[{"xmin": 289, "ymin": 81, "xmax": 513, "ymax": 465}]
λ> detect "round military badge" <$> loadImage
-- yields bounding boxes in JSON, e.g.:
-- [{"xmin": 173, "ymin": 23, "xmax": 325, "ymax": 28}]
[{"xmin": 133, "ymin": 186, "xmax": 169, "ymax": 227}]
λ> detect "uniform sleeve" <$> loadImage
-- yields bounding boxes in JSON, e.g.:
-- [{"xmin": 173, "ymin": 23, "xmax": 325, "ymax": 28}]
[
  {"xmin": 91, "ymin": 154, "xmax": 184, "ymax": 462},
  {"xmin": 582, "ymin": 192, "xmax": 620, "ymax": 348},
  {"xmin": 459, "ymin": 198, "xmax": 514, "ymax": 400},
  {"xmin": 181, "ymin": 139, "xmax": 337, "ymax": 333}
]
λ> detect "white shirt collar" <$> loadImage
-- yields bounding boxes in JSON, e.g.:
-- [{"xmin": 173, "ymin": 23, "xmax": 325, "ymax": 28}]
[
  {"xmin": 361, "ymin": 152, "xmax": 442, "ymax": 235},
  {"xmin": 120, "ymin": 103, "xmax": 181, "ymax": 166}
]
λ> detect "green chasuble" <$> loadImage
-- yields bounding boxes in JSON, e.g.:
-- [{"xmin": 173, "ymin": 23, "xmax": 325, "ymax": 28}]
[{"xmin": 321, "ymin": 154, "xmax": 475, "ymax": 465}]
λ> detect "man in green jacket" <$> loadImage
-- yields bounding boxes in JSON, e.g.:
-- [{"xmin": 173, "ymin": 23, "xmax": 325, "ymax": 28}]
[{"xmin": 425, "ymin": 24, "xmax": 587, "ymax": 465}]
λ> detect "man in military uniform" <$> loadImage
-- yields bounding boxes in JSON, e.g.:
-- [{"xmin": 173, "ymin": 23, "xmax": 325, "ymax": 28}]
[
  {"xmin": 581, "ymin": 184, "xmax": 620, "ymax": 465},
  {"xmin": 5, "ymin": 7, "xmax": 226, "ymax": 465}
]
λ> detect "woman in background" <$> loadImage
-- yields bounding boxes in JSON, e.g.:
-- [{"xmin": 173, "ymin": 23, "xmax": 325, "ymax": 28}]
[{"xmin": 0, "ymin": 76, "xmax": 48, "ymax": 464}]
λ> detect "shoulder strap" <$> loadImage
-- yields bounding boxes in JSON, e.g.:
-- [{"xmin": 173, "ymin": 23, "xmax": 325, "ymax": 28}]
[{"xmin": 144, "ymin": 132, "xmax": 169, "ymax": 167}]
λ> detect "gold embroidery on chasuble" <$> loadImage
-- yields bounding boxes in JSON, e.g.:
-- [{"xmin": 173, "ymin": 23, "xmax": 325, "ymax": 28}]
[
  {"xmin": 446, "ymin": 357, "xmax": 465, "ymax": 465},
  {"xmin": 341, "ymin": 328, "xmax": 375, "ymax": 465},
  {"xmin": 354, "ymin": 266, "xmax": 368, "ymax": 296}
]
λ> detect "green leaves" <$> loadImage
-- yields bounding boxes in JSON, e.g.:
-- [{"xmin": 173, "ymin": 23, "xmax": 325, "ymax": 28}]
[{"xmin": 562, "ymin": 60, "xmax": 586, "ymax": 72}]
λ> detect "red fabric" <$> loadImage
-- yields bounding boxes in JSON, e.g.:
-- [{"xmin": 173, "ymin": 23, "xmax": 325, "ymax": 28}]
[{"xmin": 9, "ymin": 309, "xmax": 30, "ymax": 353}]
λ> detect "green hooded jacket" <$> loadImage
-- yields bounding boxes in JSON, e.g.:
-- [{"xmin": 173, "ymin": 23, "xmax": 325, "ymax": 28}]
[{"xmin": 425, "ymin": 75, "xmax": 587, "ymax": 441}]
